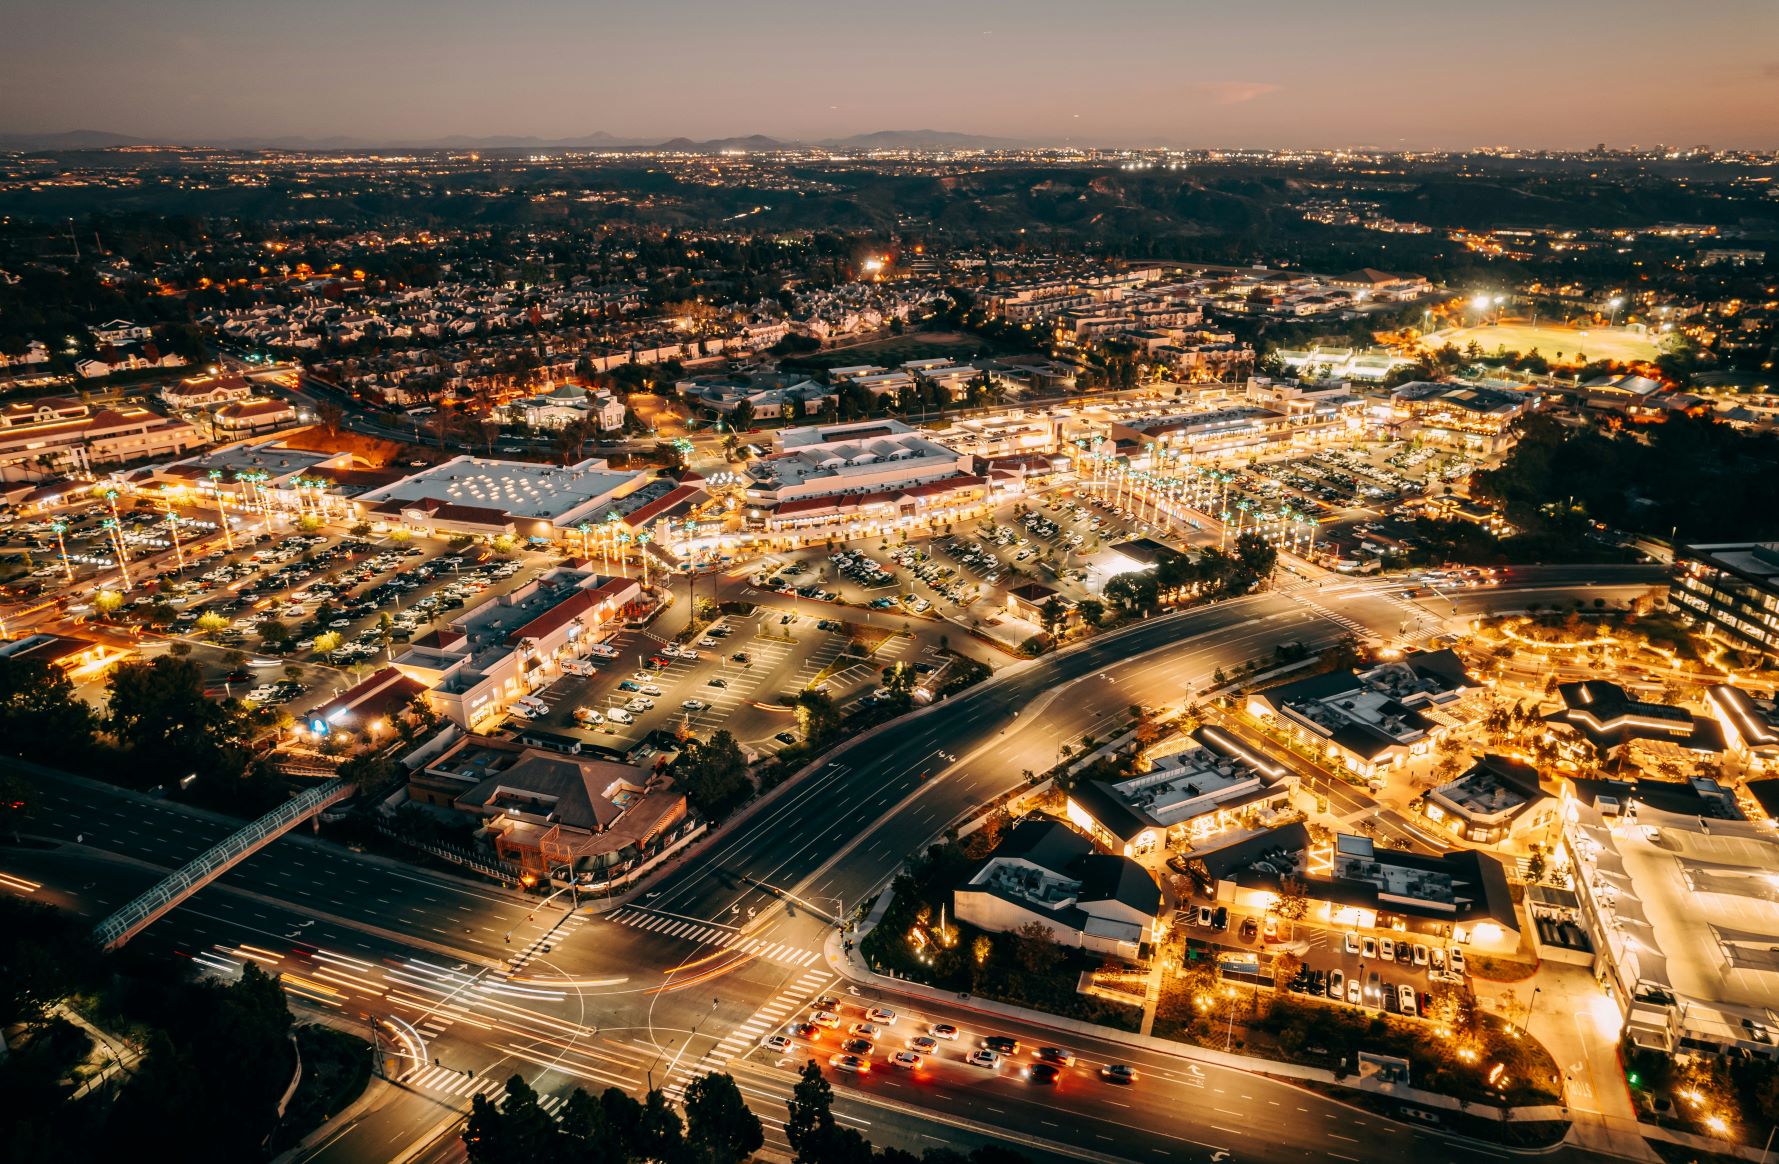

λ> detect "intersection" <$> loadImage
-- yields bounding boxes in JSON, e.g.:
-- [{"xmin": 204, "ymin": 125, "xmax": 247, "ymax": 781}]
[{"xmin": 2, "ymin": 563, "xmax": 1662, "ymax": 1163}]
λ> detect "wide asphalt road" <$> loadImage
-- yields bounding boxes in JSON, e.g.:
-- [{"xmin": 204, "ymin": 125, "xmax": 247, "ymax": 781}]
[
  {"xmin": 2, "ymin": 563, "xmax": 1661, "ymax": 1164},
  {"xmin": 636, "ymin": 564, "xmax": 1664, "ymax": 931}
]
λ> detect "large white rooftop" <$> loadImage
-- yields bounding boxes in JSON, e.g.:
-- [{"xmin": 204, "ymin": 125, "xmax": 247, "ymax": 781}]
[{"xmin": 363, "ymin": 455, "xmax": 644, "ymax": 526}]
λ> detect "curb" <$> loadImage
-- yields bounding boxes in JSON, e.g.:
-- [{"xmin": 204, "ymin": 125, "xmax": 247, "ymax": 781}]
[
  {"xmin": 620, "ymin": 595, "xmax": 1279, "ymax": 905},
  {"xmin": 822, "ymin": 926, "xmax": 1580, "ymax": 1158}
]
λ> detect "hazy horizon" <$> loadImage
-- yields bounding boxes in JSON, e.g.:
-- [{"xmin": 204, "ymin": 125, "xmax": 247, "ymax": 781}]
[{"xmin": 3, "ymin": 0, "xmax": 1777, "ymax": 150}]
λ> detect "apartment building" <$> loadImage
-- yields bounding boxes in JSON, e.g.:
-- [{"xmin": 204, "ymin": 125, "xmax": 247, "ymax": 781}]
[
  {"xmin": 0, "ymin": 396, "xmax": 201, "ymax": 482},
  {"xmin": 1671, "ymin": 542, "xmax": 1779, "ymax": 660}
]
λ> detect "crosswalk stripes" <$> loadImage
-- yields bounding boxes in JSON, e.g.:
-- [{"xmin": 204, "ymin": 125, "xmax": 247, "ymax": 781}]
[
  {"xmin": 1285, "ymin": 591, "xmax": 1376, "ymax": 642},
  {"xmin": 399, "ymin": 1063, "xmax": 505, "ymax": 1098},
  {"xmin": 604, "ymin": 908, "xmax": 823, "ymax": 966},
  {"xmin": 399, "ymin": 1065, "xmax": 573, "ymax": 1115},
  {"xmin": 508, "ymin": 911, "xmax": 586, "ymax": 972},
  {"xmin": 663, "ymin": 968, "xmax": 835, "ymax": 1099}
]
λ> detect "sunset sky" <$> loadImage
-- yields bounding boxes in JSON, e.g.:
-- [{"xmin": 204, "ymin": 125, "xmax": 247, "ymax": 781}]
[{"xmin": 5, "ymin": 0, "xmax": 1777, "ymax": 148}]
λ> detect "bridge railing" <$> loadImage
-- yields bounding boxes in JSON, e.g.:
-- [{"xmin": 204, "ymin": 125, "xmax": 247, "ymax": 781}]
[{"xmin": 93, "ymin": 780, "xmax": 352, "ymax": 950}]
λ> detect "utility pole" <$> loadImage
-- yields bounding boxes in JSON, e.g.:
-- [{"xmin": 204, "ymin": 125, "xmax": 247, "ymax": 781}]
[{"xmin": 365, "ymin": 1013, "xmax": 383, "ymax": 1078}]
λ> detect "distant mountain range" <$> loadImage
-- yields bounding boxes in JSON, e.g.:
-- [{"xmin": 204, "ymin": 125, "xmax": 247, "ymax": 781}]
[{"xmin": 0, "ymin": 128, "xmax": 1032, "ymax": 153}]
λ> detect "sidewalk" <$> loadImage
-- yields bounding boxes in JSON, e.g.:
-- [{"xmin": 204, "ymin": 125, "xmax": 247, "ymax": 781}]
[{"xmin": 1477, "ymin": 964, "xmax": 1659, "ymax": 1162}]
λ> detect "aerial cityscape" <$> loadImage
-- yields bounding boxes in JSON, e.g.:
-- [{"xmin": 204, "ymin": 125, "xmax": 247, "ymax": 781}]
[{"xmin": 3, "ymin": 3, "xmax": 1779, "ymax": 1164}]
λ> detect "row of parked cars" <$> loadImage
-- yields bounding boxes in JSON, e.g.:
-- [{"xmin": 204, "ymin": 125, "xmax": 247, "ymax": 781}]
[
  {"xmin": 887, "ymin": 545, "xmax": 971, "ymax": 605},
  {"xmin": 1344, "ymin": 931, "xmax": 1467, "ymax": 980},
  {"xmin": 1291, "ymin": 965, "xmax": 1428, "ymax": 1018},
  {"xmin": 828, "ymin": 549, "xmax": 894, "ymax": 589},
  {"xmin": 936, "ymin": 537, "xmax": 1005, "ymax": 587}
]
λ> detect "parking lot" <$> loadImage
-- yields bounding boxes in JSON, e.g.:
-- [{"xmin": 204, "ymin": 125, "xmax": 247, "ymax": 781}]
[
  {"xmin": 516, "ymin": 606, "xmax": 941, "ymax": 759},
  {"xmin": 1179, "ymin": 901, "xmax": 1470, "ymax": 1022}
]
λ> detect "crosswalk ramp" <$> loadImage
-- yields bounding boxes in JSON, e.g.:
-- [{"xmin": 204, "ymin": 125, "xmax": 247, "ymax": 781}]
[
  {"xmin": 664, "ymin": 967, "xmax": 834, "ymax": 1099},
  {"xmin": 605, "ymin": 908, "xmax": 822, "ymax": 967}
]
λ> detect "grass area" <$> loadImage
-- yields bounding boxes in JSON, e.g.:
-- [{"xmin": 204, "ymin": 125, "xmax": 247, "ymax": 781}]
[
  {"xmin": 1428, "ymin": 322, "xmax": 1659, "ymax": 365},
  {"xmin": 267, "ymin": 1024, "xmax": 373, "ymax": 1154},
  {"xmin": 1466, "ymin": 953, "xmax": 1540, "ymax": 982},
  {"xmin": 1626, "ymin": 1037, "xmax": 1779, "ymax": 1152}
]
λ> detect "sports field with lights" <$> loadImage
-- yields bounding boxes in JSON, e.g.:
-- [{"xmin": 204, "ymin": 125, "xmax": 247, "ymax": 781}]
[{"xmin": 1426, "ymin": 322, "xmax": 1660, "ymax": 365}]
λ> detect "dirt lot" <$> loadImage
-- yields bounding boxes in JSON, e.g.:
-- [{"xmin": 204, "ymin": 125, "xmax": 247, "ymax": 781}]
[
  {"xmin": 1427, "ymin": 322, "xmax": 1659, "ymax": 365},
  {"xmin": 278, "ymin": 424, "xmax": 420, "ymax": 468}
]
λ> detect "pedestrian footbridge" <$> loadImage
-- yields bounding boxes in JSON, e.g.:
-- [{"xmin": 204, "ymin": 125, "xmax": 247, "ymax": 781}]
[{"xmin": 93, "ymin": 780, "xmax": 355, "ymax": 950}]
